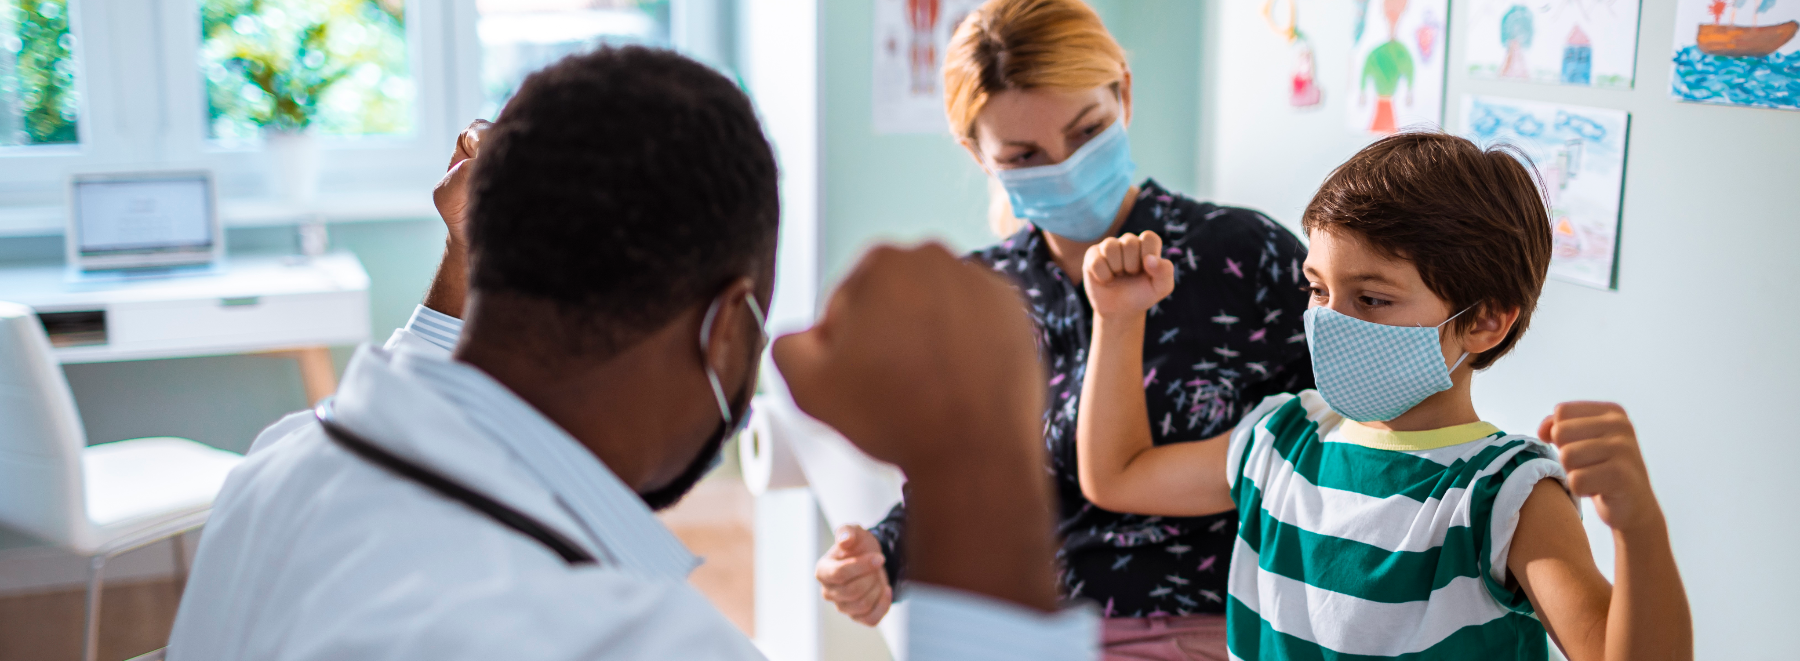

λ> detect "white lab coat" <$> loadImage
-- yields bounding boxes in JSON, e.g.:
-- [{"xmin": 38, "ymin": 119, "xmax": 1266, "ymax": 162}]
[{"xmin": 166, "ymin": 308, "xmax": 1096, "ymax": 661}]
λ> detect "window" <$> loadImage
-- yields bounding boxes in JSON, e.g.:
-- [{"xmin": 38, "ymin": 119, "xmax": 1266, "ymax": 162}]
[
  {"xmin": 0, "ymin": 0, "xmax": 78, "ymax": 146},
  {"xmin": 199, "ymin": 0, "xmax": 413, "ymax": 144},
  {"xmin": 477, "ymin": 0, "xmax": 670, "ymax": 117},
  {"xmin": 0, "ymin": 0, "xmax": 731, "ymax": 228}
]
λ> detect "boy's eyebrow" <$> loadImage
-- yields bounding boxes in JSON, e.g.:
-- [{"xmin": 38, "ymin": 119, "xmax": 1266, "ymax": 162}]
[{"xmin": 1346, "ymin": 272, "xmax": 1400, "ymax": 286}]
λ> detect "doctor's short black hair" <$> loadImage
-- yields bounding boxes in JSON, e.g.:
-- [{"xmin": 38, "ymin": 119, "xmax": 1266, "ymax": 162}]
[{"xmin": 465, "ymin": 45, "xmax": 778, "ymax": 358}]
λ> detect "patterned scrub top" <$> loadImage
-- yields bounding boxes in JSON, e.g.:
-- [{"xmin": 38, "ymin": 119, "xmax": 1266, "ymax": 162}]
[{"xmin": 870, "ymin": 179, "xmax": 1315, "ymax": 618}]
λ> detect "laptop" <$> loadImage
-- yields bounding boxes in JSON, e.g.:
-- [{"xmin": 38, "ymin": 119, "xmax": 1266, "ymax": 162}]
[{"xmin": 66, "ymin": 171, "xmax": 223, "ymax": 277}]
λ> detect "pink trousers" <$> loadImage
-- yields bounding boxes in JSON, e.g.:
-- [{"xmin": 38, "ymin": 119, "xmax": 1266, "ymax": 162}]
[{"xmin": 1102, "ymin": 614, "xmax": 1230, "ymax": 661}]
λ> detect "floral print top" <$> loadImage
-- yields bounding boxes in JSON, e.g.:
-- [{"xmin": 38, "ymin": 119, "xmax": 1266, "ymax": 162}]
[{"xmin": 870, "ymin": 179, "xmax": 1314, "ymax": 618}]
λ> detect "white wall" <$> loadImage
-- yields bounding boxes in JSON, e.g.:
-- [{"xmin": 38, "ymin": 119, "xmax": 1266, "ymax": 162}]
[{"xmin": 1203, "ymin": 0, "xmax": 1800, "ymax": 656}]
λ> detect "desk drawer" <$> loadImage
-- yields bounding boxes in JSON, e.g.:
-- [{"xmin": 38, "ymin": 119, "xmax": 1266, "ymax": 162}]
[{"xmin": 105, "ymin": 290, "xmax": 369, "ymax": 355}]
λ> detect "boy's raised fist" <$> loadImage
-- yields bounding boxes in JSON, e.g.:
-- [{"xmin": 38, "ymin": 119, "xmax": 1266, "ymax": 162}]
[
  {"xmin": 1539, "ymin": 402, "xmax": 1662, "ymax": 533},
  {"xmin": 1083, "ymin": 230, "xmax": 1175, "ymax": 318}
]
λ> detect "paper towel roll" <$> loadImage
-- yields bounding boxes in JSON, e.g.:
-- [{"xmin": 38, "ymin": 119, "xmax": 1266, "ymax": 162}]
[
  {"xmin": 741, "ymin": 399, "xmax": 809, "ymax": 494},
  {"xmin": 746, "ymin": 393, "xmax": 906, "ymax": 530}
]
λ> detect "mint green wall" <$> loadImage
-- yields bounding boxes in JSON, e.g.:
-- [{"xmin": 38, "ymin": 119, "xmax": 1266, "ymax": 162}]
[{"xmin": 818, "ymin": 0, "xmax": 1205, "ymax": 286}]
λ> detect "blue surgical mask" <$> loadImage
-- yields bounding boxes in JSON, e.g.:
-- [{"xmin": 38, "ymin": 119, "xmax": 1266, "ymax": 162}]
[
  {"xmin": 1303, "ymin": 306, "xmax": 1473, "ymax": 422},
  {"xmin": 993, "ymin": 119, "xmax": 1136, "ymax": 242}
]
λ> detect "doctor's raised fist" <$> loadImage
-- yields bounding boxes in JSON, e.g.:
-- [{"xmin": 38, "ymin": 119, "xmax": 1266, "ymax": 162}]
[
  {"xmin": 433, "ymin": 119, "xmax": 491, "ymax": 246},
  {"xmin": 772, "ymin": 243, "xmax": 1044, "ymax": 472}
]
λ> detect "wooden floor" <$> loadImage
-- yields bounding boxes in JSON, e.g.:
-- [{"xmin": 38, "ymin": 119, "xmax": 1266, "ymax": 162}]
[{"xmin": 0, "ymin": 475, "xmax": 757, "ymax": 661}]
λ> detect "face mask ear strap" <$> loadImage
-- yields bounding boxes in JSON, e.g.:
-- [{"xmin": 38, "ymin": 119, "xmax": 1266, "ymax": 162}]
[
  {"xmin": 1434, "ymin": 303, "xmax": 1479, "ymax": 329},
  {"xmin": 700, "ymin": 293, "xmax": 771, "ymax": 428},
  {"xmin": 1438, "ymin": 303, "xmax": 1479, "ymax": 373},
  {"xmin": 699, "ymin": 298, "xmax": 734, "ymax": 426}
]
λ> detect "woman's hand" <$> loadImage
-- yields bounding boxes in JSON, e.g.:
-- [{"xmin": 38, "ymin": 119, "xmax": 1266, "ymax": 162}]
[
  {"xmin": 816, "ymin": 525, "xmax": 893, "ymax": 626},
  {"xmin": 1083, "ymin": 231, "xmax": 1175, "ymax": 319}
]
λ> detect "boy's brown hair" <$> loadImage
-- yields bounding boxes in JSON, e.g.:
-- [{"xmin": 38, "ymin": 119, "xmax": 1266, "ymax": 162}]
[{"xmin": 1301, "ymin": 131, "xmax": 1552, "ymax": 370}]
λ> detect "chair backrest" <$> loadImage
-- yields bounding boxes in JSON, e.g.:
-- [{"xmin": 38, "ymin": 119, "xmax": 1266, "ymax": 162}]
[{"xmin": 0, "ymin": 301, "xmax": 88, "ymax": 547}]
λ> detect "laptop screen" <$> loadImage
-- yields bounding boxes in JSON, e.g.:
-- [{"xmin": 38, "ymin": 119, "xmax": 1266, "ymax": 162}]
[{"xmin": 74, "ymin": 176, "xmax": 213, "ymax": 256}]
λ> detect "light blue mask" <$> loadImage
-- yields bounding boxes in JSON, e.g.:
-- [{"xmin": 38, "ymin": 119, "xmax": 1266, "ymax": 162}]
[
  {"xmin": 993, "ymin": 119, "xmax": 1136, "ymax": 242},
  {"xmin": 1303, "ymin": 306, "xmax": 1472, "ymax": 422}
]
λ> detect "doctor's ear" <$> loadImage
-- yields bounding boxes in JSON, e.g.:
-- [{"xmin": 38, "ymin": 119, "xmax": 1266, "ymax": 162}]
[{"xmin": 701, "ymin": 277, "xmax": 762, "ymax": 372}]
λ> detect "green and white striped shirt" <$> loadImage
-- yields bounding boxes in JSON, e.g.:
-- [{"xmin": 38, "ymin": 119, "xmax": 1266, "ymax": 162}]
[{"xmin": 1224, "ymin": 390, "xmax": 1568, "ymax": 660}]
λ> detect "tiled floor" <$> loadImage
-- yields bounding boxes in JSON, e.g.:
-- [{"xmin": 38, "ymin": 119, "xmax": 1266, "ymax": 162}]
[{"xmin": 0, "ymin": 474, "xmax": 757, "ymax": 661}]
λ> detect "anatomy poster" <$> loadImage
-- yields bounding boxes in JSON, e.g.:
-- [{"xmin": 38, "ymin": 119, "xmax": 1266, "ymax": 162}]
[
  {"xmin": 1345, "ymin": 0, "xmax": 1449, "ymax": 134},
  {"xmin": 873, "ymin": 0, "xmax": 983, "ymax": 134},
  {"xmin": 1464, "ymin": 0, "xmax": 1644, "ymax": 88},
  {"xmin": 1461, "ymin": 96, "xmax": 1630, "ymax": 290},
  {"xmin": 1669, "ymin": 0, "xmax": 1800, "ymax": 110}
]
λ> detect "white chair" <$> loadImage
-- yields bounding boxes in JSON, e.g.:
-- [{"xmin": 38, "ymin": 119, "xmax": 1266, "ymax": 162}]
[{"xmin": 0, "ymin": 301, "xmax": 243, "ymax": 661}]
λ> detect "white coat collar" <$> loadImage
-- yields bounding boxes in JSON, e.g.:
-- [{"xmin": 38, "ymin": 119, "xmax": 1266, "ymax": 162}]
[{"xmin": 331, "ymin": 344, "xmax": 698, "ymax": 581}]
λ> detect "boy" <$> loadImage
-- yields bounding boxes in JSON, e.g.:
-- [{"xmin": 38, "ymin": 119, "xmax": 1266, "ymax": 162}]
[{"xmin": 1071, "ymin": 132, "xmax": 1690, "ymax": 659}]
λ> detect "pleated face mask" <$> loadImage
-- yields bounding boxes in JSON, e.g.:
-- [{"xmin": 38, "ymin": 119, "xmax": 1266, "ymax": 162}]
[
  {"xmin": 992, "ymin": 119, "xmax": 1136, "ymax": 242},
  {"xmin": 1302, "ymin": 305, "xmax": 1473, "ymax": 422}
]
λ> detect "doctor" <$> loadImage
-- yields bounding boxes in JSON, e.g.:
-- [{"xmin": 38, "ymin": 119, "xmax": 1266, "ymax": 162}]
[{"xmin": 167, "ymin": 47, "xmax": 1093, "ymax": 659}]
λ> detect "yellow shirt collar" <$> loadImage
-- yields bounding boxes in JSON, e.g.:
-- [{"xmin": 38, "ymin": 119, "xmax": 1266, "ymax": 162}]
[{"xmin": 1338, "ymin": 419, "xmax": 1503, "ymax": 452}]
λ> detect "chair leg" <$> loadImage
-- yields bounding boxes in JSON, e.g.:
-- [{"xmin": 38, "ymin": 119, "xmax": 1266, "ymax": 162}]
[{"xmin": 84, "ymin": 553, "xmax": 107, "ymax": 661}]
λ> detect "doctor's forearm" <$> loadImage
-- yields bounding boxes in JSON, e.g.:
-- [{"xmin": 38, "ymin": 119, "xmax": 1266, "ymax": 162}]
[
  {"xmin": 903, "ymin": 425, "xmax": 1060, "ymax": 614},
  {"xmin": 422, "ymin": 238, "xmax": 469, "ymax": 319}
]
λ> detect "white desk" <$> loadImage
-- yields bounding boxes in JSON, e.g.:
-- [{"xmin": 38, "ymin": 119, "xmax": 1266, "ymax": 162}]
[{"xmin": 0, "ymin": 253, "xmax": 370, "ymax": 402}]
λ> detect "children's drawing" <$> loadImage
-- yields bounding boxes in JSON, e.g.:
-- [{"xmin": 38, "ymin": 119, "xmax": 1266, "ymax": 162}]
[
  {"xmin": 873, "ymin": 0, "xmax": 983, "ymax": 134},
  {"xmin": 1261, "ymin": 0, "xmax": 1323, "ymax": 107},
  {"xmin": 1461, "ymin": 96, "xmax": 1630, "ymax": 290},
  {"xmin": 1670, "ymin": 0, "xmax": 1800, "ymax": 110},
  {"xmin": 1465, "ymin": 0, "xmax": 1642, "ymax": 88},
  {"xmin": 1346, "ymin": 0, "xmax": 1448, "ymax": 134}
]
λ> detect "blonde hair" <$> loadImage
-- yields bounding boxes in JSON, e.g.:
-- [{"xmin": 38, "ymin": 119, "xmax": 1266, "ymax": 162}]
[{"xmin": 943, "ymin": 0, "xmax": 1129, "ymax": 236}]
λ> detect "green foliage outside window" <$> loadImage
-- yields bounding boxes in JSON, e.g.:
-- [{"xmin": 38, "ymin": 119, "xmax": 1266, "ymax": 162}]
[
  {"xmin": 201, "ymin": 0, "xmax": 411, "ymax": 140},
  {"xmin": 1, "ymin": 0, "xmax": 79, "ymax": 145}
]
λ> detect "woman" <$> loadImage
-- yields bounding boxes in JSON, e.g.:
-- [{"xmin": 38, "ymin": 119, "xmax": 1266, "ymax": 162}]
[{"xmin": 814, "ymin": 1, "xmax": 1312, "ymax": 657}]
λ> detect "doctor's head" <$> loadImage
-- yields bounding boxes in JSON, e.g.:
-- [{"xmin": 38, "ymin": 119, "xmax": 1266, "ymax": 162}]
[
  {"xmin": 944, "ymin": 0, "xmax": 1132, "ymax": 237},
  {"xmin": 459, "ymin": 46, "xmax": 779, "ymax": 510}
]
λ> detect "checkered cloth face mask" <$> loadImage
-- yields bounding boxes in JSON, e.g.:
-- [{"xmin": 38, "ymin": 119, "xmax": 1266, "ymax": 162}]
[{"xmin": 1303, "ymin": 306, "xmax": 1471, "ymax": 422}]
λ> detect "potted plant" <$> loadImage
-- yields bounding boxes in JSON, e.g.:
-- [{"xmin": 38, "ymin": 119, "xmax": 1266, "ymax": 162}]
[{"xmin": 200, "ymin": 0, "xmax": 407, "ymax": 204}]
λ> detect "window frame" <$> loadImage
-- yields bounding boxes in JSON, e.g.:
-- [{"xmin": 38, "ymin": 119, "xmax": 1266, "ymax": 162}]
[
  {"xmin": 0, "ymin": 0, "xmax": 137, "ymax": 206},
  {"xmin": 0, "ymin": 0, "xmax": 726, "ymax": 238},
  {"xmin": 0, "ymin": 0, "xmax": 463, "ymax": 234}
]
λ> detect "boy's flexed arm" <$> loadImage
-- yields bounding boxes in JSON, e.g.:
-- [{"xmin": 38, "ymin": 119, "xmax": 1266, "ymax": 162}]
[
  {"xmin": 1074, "ymin": 231, "xmax": 1235, "ymax": 517},
  {"xmin": 1511, "ymin": 402, "xmax": 1692, "ymax": 661}
]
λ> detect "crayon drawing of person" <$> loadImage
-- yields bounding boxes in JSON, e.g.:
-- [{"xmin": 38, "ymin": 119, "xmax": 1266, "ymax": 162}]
[{"xmin": 1359, "ymin": 0, "xmax": 1415, "ymax": 133}]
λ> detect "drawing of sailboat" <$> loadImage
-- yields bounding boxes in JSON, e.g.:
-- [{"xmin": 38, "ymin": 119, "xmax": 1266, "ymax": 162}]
[
  {"xmin": 1697, "ymin": 21, "xmax": 1798, "ymax": 56},
  {"xmin": 1698, "ymin": 0, "xmax": 1796, "ymax": 57}
]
